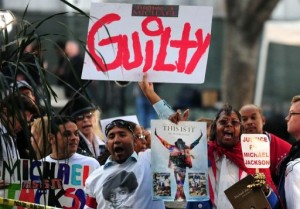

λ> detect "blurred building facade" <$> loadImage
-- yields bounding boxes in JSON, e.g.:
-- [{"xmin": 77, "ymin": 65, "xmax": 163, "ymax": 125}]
[{"xmin": 2, "ymin": 0, "xmax": 300, "ymax": 141}]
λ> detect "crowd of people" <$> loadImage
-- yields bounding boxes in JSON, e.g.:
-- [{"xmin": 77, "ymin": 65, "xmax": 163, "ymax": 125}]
[
  {"xmin": 0, "ymin": 39, "xmax": 299, "ymax": 209},
  {"xmin": 138, "ymin": 74, "xmax": 299, "ymax": 209},
  {"xmin": 0, "ymin": 76, "xmax": 163, "ymax": 208}
]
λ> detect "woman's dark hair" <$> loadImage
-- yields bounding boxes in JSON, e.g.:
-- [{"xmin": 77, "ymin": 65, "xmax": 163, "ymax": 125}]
[{"xmin": 210, "ymin": 104, "xmax": 242, "ymax": 141}]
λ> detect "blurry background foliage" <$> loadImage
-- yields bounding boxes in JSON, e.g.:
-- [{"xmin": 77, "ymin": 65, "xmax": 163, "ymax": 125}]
[
  {"xmin": 0, "ymin": 0, "xmax": 94, "ymax": 116},
  {"xmin": 0, "ymin": 0, "xmax": 99, "ymax": 164}
]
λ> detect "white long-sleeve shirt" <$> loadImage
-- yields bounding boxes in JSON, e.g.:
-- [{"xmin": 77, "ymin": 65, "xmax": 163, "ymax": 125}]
[{"xmin": 285, "ymin": 158, "xmax": 300, "ymax": 209}]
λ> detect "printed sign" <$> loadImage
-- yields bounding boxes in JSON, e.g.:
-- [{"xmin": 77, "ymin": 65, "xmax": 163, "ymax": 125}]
[
  {"xmin": 241, "ymin": 134, "xmax": 270, "ymax": 169},
  {"xmin": 82, "ymin": 3, "xmax": 213, "ymax": 83},
  {"xmin": 0, "ymin": 159, "xmax": 96, "ymax": 209},
  {"xmin": 151, "ymin": 120, "xmax": 209, "ymax": 202}
]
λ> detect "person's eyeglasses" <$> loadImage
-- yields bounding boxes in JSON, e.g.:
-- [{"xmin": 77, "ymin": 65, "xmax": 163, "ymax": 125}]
[
  {"xmin": 135, "ymin": 134, "xmax": 146, "ymax": 140},
  {"xmin": 75, "ymin": 112, "xmax": 94, "ymax": 121},
  {"xmin": 105, "ymin": 119, "xmax": 133, "ymax": 136},
  {"xmin": 218, "ymin": 119, "xmax": 240, "ymax": 127},
  {"xmin": 286, "ymin": 112, "xmax": 300, "ymax": 119}
]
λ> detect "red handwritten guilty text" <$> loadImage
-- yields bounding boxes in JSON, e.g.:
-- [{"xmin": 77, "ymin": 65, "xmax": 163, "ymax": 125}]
[{"xmin": 87, "ymin": 13, "xmax": 211, "ymax": 74}]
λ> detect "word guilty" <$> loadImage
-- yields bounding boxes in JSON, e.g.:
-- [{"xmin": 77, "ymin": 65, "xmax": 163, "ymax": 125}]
[{"xmin": 87, "ymin": 13, "xmax": 211, "ymax": 74}]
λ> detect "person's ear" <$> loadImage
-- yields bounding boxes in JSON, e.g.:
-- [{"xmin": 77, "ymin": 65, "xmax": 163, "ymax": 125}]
[
  {"xmin": 262, "ymin": 116, "xmax": 266, "ymax": 126},
  {"xmin": 133, "ymin": 137, "xmax": 138, "ymax": 145}
]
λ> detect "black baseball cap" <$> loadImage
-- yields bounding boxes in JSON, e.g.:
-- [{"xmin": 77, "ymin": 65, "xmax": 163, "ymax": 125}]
[{"xmin": 105, "ymin": 119, "xmax": 135, "ymax": 136}]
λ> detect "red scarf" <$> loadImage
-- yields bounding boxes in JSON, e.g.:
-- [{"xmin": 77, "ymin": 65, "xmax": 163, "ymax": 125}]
[{"xmin": 208, "ymin": 141, "xmax": 277, "ymax": 193}]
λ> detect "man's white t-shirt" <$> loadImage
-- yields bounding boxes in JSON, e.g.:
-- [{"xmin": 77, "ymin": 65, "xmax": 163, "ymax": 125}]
[
  {"xmin": 84, "ymin": 150, "xmax": 165, "ymax": 209},
  {"xmin": 44, "ymin": 152, "xmax": 100, "ymax": 171}
]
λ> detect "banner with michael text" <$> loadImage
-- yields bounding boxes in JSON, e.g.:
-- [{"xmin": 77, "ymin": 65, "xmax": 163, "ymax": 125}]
[{"xmin": 0, "ymin": 159, "xmax": 95, "ymax": 209}]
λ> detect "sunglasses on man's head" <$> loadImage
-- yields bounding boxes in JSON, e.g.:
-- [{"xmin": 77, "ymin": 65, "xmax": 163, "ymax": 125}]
[{"xmin": 105, "ymin": 119, "xmax": 134, "ymax": 136}]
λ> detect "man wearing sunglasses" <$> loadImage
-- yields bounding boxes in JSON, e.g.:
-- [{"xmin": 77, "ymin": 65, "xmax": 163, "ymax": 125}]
[
  {"xmin": 83, "ymin": 119, "xmax": 165, "ymax": 209},
  {"xmin": 64, "ymin": 94, "xmax": 106, "ymax": 160}
]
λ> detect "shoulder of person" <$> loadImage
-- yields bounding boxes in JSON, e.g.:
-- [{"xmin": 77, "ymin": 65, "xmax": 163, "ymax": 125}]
[
  {"xmin": 266, "ymin": 132, "xmax": 288, "ymax": 143},
  {"xmin": 286, "ymin": 158, "xmax": 300, "ymax": 176},
  {"xmin": 137, "ymin": 149, "xmax": 151, "ymax": 162}
]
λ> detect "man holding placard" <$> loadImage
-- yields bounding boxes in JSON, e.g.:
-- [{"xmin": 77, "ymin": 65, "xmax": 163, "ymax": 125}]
[{"xmin": 239, "ymin": 104, "xmax": 291, "ymax": 185}]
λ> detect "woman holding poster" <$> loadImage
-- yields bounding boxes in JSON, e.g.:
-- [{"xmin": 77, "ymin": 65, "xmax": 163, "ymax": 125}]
[{"xmin": 138, "ymin": 74, "xmax": 281, "ymax": 209}]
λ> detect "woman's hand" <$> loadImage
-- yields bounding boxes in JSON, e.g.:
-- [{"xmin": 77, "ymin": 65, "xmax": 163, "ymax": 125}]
[
  {"xmin": 247, "ymin": 173, "xmax": 270, "ymax": 196},
  {"xmin": 168, "ymin": 109, "xmax": 190, "ymax": 124},
  {"xmin": 138, "ymin": 74, "xmax": 161, "ymax": 105}
]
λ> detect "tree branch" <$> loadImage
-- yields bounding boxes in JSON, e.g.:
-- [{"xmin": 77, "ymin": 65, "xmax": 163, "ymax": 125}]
[
  {"xmin": 240, "ymin": 0, "xmax": 280, "ymax": 42},
  {"xmin": 225, "ymin": 0, "xmax": 280, "ymax": 43}
]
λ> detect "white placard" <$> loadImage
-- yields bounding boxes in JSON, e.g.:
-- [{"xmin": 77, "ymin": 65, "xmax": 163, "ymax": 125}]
[
  {"xmin": 241, "ymin": 134, "xmax": 270, "ymax": 169},
  {"xmin": 82, "ymin": 3, "xmax": 213, "ymax": 83}
]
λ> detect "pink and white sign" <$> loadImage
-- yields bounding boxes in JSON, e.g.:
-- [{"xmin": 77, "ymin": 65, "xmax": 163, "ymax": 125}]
[
  {"xmin": 241, "ymin": 134, "xmax": 270, "ymax": 169},
  {"xmin": 82, "ymin": 3, "xmax": 213, "ymax": 83}
]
